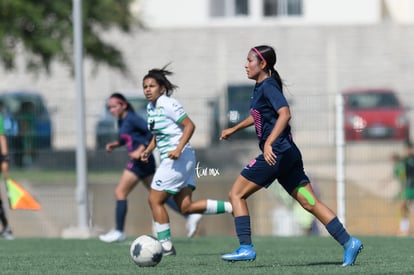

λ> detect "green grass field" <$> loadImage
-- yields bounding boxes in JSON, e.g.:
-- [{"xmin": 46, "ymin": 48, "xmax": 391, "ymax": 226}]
[{"xmin": 0, "ymin": 235, "xmax": 413, "ymax": 274}]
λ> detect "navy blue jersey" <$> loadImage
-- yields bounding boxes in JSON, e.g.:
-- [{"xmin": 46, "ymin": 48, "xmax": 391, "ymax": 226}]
[
  {"xmin": 117, "ymin": 112, "xmax": 152, "ymax": 153},
  {"xmin": 242, "ymin": 78, "xmax": 309, "ymax": 192},
  {"xmin": 250, "ymin": 77, "xmax": 292, "ymax": 153}
]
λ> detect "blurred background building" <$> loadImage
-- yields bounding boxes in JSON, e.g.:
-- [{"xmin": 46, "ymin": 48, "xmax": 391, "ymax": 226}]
[{"xmin": 1, "ymin": 0, "xmax": 413, "ymax": 149}]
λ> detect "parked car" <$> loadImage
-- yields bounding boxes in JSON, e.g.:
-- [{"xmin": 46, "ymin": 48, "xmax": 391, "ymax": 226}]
[
  {"xmin": 95, "ymin": 94, "xmax": 148, "ymax": 149},
  {"xmin": 0, "ymin": 91, "xmax": 53, "ymax": 166},
  {"xmin": 210, "ymin": 84, "xmax": 256, "ymax": 143},
  {"xmin": 343, "ymin": 88, "xmax": 410, "ymax": 141}
]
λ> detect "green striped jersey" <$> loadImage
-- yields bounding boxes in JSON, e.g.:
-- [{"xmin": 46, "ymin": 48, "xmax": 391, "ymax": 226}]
[{"xmin": 147, "ymin": 95, "xmax": 188, "ymax": 160}]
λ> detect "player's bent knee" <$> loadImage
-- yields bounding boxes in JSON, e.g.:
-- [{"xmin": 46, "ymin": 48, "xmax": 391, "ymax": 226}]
[{"xmin": 298, "ymin": 186, "xmax": 316, "ymax": 207}]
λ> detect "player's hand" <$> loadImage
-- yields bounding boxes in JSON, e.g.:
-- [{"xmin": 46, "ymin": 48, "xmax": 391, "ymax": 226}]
[
  {"xmin": 105, "ymin": 143, "xmax": 113, "ymax": 153},
  {"xmin": 130, "ymin": 144, "xmax": 145, "ymax": 160},
  {"xmin": 168, "ymin": 149, "xmax": 181, "ymax": 160},
  {"xmin": 140, "ymin": 151, "xmax": 150, "ymax": 163},
  {"xmin": 129, "ymin": 150, "xmax": 141, "ymax": 160},
  {"xmin": 263, "ymin": 144, "xmax": 277, "ymax": 166},
  {"xmin": 220, "ymin": 128, "xmax": 235, "ymax": 140}
]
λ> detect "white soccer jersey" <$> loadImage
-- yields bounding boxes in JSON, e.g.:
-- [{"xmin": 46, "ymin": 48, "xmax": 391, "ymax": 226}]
[{"xmin": 147, "ymin": 94, "xmax": 189, "ymax": 160}]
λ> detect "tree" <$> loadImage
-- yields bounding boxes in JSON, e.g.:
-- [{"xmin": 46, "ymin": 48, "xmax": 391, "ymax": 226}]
[{"xmin": 0, "ymin": 0, "xmax": 136, "ymax": 75}]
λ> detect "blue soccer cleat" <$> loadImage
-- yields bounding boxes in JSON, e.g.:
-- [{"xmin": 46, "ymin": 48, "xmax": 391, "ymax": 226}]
[
  {"xmin": 342, "ymin": 237, "xmax": 363, "ymax": 266},
  {"xmin": 221, "ymin": 245, "xmax": 256, "ymax": 262}
]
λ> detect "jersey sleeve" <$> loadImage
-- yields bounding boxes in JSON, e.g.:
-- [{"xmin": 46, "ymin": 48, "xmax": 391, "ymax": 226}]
[
  {"xmin": 130, "ymin": 114, "xmax": 153, "ymax": 145},
  {"xmin": 164, "ymin": 97, "xmax": 187, "ymax": 123},
  {"xmin": 263, "ymin": 84, "xmax": 289, "ymax": 112},
  {"xmin": 117, "ymin": 112, "xmax": 153, "ymax": 147},
  {"xmin": 130, "ymin": 113, "xmax": 150, "ymax": 134}
]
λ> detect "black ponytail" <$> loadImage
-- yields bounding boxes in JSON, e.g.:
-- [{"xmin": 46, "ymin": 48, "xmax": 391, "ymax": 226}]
[{"xmin": 270, "ymin": 67, "xmax": 283, "ymax": 93}]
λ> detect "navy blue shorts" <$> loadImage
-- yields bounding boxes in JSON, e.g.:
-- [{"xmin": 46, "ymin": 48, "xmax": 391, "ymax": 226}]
[
  {"xmin": 240, "ymin": 143, "xmax": 309, "ymax": 194},
  {"xmin": 125, "ymin": 154, "xmax": 156, "ymax": 179}
]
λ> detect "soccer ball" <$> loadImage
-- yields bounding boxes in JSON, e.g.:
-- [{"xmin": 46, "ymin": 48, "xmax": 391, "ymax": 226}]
[{"xmin": 130, "ymin": 235, "xmax": 163, "ymax": 267}]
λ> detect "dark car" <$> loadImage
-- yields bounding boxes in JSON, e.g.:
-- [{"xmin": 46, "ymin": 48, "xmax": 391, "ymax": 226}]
[
  {"xmin": 343, "ymin": 88, "xmax": 410, "ymax": 141},
  {"xmin": 210, "ymin": 84, "xmax": 256, "ymax": 143},
  {"xmin": 95, "ymin": 94, "xmax": 148, "ymax": 149},
  {"xmin": 0, "ymin": 91, "xmax": 52, "ymax": 166}
]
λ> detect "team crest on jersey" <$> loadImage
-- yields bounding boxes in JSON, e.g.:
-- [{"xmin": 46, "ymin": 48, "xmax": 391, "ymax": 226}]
[{"xmin": 156, "ymin": 106, "xmax": 164, "ymax": 115}]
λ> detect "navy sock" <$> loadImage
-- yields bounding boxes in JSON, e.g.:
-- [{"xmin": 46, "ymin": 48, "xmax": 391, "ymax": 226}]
[
  {"xmin": 325, "ymin": 217, "xmax": 350, "ymax": 246},
  {"xmin": 115, "ymin": 200, "xmax": 127, "ymax": 232},
  {"xmin": 235, "ymin": 215, "xmax": 251, "ymax": 245},
  {"xmin": 0, "ymin": 200, "xmax": 8, "ymax": 228}
]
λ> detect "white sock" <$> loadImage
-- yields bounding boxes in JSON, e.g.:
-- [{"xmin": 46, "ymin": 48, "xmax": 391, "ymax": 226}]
[
  {"xmin": 400, "ymin": 218, "xmax": 410, "ymax": 233},
  {"xmin": 224, "ymin": 201, "xmax": 233, "ymax": 213},
  {"xmin": 154, "ymin": 222, "xmax": 171, "ymax": 241},
  {"xmin": 204, "ymin": 199, "xmax": 232, "ymax": 214}
]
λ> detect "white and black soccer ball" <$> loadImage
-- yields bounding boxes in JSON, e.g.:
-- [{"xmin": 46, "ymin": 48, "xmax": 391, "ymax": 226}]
[{"xmin": 130, "ymin": 235, "xmax": 163, "ymax": 267}]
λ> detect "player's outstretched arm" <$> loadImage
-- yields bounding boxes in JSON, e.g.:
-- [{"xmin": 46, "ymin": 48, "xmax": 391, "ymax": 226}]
[{"xmin": 220, "ymin": 115, "xmax": 254, "ymax": 140}]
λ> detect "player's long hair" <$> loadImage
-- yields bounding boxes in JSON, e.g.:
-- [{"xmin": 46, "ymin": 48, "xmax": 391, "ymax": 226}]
[
  {"xmin": 109, "ymin": 92, "xmax": 135, "ymax": 113},
  {"xmin": 251, "ymin": 45, "xmax": 284, "ymax": 93},
  {"xmin": 143, "ymin": 64, "xmax": 178, "ymax": 96}
]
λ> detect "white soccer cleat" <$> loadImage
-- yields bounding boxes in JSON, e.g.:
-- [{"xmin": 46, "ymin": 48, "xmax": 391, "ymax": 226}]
[
  {"xmin": 160, "ymin": 240, "xmax": 176, "ymax": 256},
  {"xmin": 0, "ymin": 227, "xmax": 14, "ymax": 240},
  {"xmin": 186, "ymin": 213, "xmax": 202, "ymax": 238},
  {"xmin": 99, "ymin": 229, "xmax": 125, "ymax": 243}
]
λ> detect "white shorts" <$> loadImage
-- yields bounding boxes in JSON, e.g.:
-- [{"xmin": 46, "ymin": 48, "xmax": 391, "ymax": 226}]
[{"xmin": 151, "ymin": 146, "xmax": 196, "ymax": 194}]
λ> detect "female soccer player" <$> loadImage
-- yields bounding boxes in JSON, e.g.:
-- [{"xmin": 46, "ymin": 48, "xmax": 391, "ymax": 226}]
[
  {"xmin": 140, "ymin": 66, "xmax": 233, "ymax": 255},
  {"xmin": 0, "ymin": 102, "xmax": 13, "ymax": 240},
  {"xmin": 397, "ymin": 142, "xmax": 414, "ymax": 236},
  {"xmin": 99, "ymin": 93, "xmax": 202, "ymax": 243},
  {"xmin": 220, "ymin": 45, "xmax": 363, "ymax": 266}
]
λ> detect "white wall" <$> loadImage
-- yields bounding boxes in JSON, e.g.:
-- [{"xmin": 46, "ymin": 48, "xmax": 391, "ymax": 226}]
[
  {"xmin": 136, "ymin": 0, "xmax": 383, "ymax": 28},
  {"xmin": 303, "ymin": 0, "xmax": 380, "ymax": 24},
  {"xmin": 385, "ymin": 0, "xmax": 414, "ymax": 23},
  {"xmin": 138, "ymin": 0, "xmax": 210, "ymax": 28}
]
